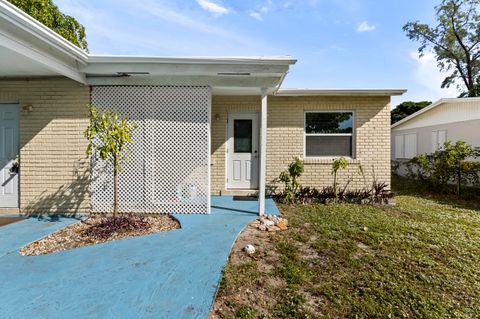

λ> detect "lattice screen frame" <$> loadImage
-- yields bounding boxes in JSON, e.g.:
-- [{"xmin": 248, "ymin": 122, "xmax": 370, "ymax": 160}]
[{"xmin": 90, "ymin": 86, "xmax": 211, "ymax": 214}]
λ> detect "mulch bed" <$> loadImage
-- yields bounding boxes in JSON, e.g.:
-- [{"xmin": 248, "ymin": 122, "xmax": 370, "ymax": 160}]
[{"xmin": 20, "ymin": 215, "xmax": 180, "ymax": 256}]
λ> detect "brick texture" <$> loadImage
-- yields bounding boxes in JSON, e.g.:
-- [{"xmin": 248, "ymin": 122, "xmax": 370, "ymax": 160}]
[
  {"xmin": 211, "ymin": 95, "xmax": 391, "ymax": 194},
  {"xmin": 0, "ymin": 79, "xmax": 90, "ymax": 213}
]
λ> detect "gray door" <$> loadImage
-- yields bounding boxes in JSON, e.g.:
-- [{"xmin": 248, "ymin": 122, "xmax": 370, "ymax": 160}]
[{"xmin": 0, "ymin": 104, "xmax": 19, "ymax": 208}]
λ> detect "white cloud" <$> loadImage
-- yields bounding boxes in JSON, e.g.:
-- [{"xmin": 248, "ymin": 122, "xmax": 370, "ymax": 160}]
[
  {"xmin": 357, "ymin": 21, "xmax": 376, "ymax": 32},
  {"xmin": 249, "ymin": 11, "xmax": 263, "ymax": 21},
  {"xmin": 249, "ymin": 0, "xmax": 275, "ymax": 21},
  {"xmin": 410, "ymin": 52, "xmax": 460, "ymax": 96},
  {"xmin": 283, "ymin": 2, "xmax": 293, "ymax": 9},
  {"xmin": 196, "ymin": 0, "xmax": 229, "ymax": 16}
]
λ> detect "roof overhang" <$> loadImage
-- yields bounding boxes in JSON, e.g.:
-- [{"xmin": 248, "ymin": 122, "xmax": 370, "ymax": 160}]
[
  {"xmin": 276, "ymin": 88, "xmax": 407, "ymax": 97},
  {"xmin": 83, "ymin": 55, "xmax": 296, "ymax": 94},
  {"xmin": 0, "ymin": 0, "xmax": 88, "ymax": 83}
]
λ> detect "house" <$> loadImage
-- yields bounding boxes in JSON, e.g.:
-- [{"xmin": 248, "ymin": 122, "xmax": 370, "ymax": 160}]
[
  {"xmin": 391, "ymin": 98, "xmax": 480, "ymax": 171},
  {"xmin": 0, "ymin": 1, "xmax": 406, "ymax": 215}
]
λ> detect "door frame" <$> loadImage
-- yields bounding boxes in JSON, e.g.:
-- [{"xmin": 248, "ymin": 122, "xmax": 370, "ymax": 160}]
[
  {"xmin": 225, "ymin": 111, "xmax": 260, "ymax": 190},
  {"xmin": 0, "ymin": 102, "xmax": 20, "ymax": 208}
]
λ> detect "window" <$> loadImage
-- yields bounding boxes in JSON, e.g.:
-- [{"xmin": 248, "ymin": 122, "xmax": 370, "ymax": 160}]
[
  {"xmin": 394, "ymin": 133, "xmax": 417, "ymax": 159},
  {"xmin": 432, "ymin": 130, "xmax": 447, "ymax": 152},
  {"xmin": 305, "ymin": 111, "xmax": 354, "ymax": 157},
  {"xmin": 233, "ymin": 119, "xmax": 252, "ymax": 153}
]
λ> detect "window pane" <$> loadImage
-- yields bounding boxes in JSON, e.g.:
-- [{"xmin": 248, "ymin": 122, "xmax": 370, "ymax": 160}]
[
  {"xmin": 306, "ymin": 136, "xmax": 352, "ymax": 157},
  {"xmin": 306, "ymin": 112, "xmax": 353, "ymax": 134},
  {"xmin": 234, "ymin": 119, "xmax": 252, "ymax": 153}
]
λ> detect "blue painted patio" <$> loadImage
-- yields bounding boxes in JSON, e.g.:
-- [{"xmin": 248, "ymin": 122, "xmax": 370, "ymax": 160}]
[{"xmin": 0, "ymin": 196, "xmax": 279, "ymax": 319}]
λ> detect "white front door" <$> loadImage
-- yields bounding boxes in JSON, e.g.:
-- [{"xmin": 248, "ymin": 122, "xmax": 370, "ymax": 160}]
[
  {"xmin": 0, "ymin": 104, "xmax": 19, "ymax": 208},
  {"xmin": 227, "ymin": 113, "xmax": 259, "ymax": 189}
]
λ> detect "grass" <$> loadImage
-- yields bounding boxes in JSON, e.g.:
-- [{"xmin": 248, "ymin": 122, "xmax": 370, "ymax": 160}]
[{"xmin": 214, "ymin": 177, "xmax": 480, "ymax": 318}]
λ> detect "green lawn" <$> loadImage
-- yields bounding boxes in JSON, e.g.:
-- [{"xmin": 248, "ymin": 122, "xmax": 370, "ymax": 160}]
[{"xmin": 214, "ymin": 177, "xmax": 480, "ymax": 318}]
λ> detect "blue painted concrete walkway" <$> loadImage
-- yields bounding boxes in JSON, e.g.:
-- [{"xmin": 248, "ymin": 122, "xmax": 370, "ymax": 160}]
[{"xmin": 0, "ymin": 197, "xmax": 279, "ymax": 319}]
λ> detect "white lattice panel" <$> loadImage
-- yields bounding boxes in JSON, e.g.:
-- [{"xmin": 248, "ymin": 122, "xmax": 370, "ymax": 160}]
[{"xmin": 91, "ymin": 86, "xmax": 211, "ymax": 214}]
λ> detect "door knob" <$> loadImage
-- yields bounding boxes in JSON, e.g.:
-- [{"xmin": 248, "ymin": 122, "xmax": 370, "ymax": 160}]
[{"xmin": 9, "ymin": 162, "xmax": 19, "ymax": 174}]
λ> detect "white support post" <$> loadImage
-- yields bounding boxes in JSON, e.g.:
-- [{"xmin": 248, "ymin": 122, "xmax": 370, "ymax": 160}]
[{"xmin": 259, "ymin": 88, "xmax": 268, "ymax": 216}]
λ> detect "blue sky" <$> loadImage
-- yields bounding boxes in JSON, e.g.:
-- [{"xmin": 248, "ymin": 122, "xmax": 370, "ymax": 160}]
[{"xmin": 55, "ymin": 0, "xmax": 461, "ymax": 107}]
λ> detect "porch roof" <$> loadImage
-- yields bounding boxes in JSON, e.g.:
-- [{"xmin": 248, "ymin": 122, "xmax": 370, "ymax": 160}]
[
  {"xmin": 1, "ymin": 0, "xmax": 409, "ymax": 97},
  {"xmin": 0, "ymin": 1, "xmax": 296, "ymax": 94},
  {"xmin": 84, "ymin": 55, "xmax": 296, "ymax": 94}
]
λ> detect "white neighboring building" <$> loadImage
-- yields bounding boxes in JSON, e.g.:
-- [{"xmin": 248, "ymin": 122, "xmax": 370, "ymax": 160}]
[{"xmin": 391, "ymin": 97, "xmax": 480, "ymax": 165}]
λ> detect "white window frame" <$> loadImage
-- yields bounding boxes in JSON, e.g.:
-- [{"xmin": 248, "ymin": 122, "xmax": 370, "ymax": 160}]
[
  {"xmin": 394, "ymin": 133, "xmax": 417, "ymax": 159},
  {"xmin": 304, "ymin": 110, "xmax": 355, "ymax": 159},
  {"xmin": 432, "ymin": 129, "xmax": 447, "ymax": 152}
]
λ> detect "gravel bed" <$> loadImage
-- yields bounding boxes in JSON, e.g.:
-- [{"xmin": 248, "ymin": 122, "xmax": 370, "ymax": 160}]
[{"xmin": 20, "ymin": 215, "xmax": 180, "ymax": 256}]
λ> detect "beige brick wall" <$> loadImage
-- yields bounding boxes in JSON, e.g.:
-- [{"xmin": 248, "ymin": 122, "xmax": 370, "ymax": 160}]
[
  {"xmin": 0, "ymin": 78, "xmax": 90, "ymax": 214},
  {"xmin": 211, "ymin": 95, "xmax": 391, "ymax": 194}
]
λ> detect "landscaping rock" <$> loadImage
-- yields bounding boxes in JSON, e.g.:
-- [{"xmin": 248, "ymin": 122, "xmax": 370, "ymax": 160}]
[
  {"xmin": 262, "ymin": 219, "xmax": 275, "ymax": 226},
  {"xmin": 267, "ymin": 225, "xmax": 281, "ymax": 232},
  {"xmin": 277, "ymin": 218, "xmax": 288, "ymax": 230},
  {"xmin": 244, "ymin": 244, "xmax": 256, "ymax": 255},
  {"xmin": 253, "ymin": 215, "xmax": 289, "ymax": 232}
]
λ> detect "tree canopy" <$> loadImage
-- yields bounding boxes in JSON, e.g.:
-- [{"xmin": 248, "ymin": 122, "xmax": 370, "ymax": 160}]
[
  {"xmin": 391, "ymin": 101, "xmax": 432, "ymax": 124},
  {"xmin": 404, "ymin": 0, "xmax": 480, "ymax": 97},
  {"xmin": 8, "ymin": 0, "xmax": 88, "ymax": 51}
]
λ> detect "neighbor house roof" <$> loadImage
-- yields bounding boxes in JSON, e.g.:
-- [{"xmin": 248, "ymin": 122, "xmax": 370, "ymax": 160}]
[{"xmin": 391, "ymin": 97, "xmax": 480, "ymax": 129}]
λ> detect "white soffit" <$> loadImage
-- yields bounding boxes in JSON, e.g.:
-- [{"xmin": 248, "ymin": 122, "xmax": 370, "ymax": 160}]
[{"xmin": 83, "ymin": 55, "xmax": 296, "ymax": 89}]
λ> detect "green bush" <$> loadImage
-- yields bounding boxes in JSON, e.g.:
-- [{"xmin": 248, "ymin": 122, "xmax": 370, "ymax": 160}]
[
  {"xmin": 279, "ymin": 157, "xmax": 304, "ymax": 203},
  {"xmin": 407, "ymin": 141, "xmax": 480, "ymax": 195}
]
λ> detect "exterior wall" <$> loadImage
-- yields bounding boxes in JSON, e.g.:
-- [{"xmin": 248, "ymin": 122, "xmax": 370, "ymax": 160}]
[
  {"xmin": 211, "ymin": 95, "xmax": 392, "ymax": 194},
  {"xmin": 391, "ymin": 119, "xmax": 480, "ymax": 176},
  {"xmin": 392, "ymin": 119, "xmax": 480, "ymax": 158},
  {"xmin": 0, "ymin": 78, "xmax": 90, "ymax": 214}
]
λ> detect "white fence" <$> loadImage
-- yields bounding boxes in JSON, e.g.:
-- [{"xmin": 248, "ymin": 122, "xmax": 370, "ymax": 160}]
[{"xmin": 91, "ymin": 86, "xmax": 210, "ymax": 214}]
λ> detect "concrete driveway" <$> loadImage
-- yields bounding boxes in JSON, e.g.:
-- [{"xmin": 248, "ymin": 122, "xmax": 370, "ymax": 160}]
[{"xmin": 0, "ymin": 196, "xmax": 279, "ymax": 319}]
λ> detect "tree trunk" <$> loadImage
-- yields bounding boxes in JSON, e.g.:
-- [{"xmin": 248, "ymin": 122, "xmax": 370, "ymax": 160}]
[
  {"xmin": 457, "ymin": 168, "xmax": 461, "ymax": 196},
  {"xmin": 113, "ymin": 153, "xmax": 118, "ymax": 218}
]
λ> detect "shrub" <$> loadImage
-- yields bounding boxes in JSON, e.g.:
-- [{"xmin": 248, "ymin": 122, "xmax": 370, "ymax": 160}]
[
  {"xmin": 407, "ymin": 141, "xmax": 480, "ymax": 195},
  {"xmin": 279, "ymin": 157, "xmax": 304, "ymax": 203},
  {"xmin": 82, "ymin": 215, "xmax": 149, "ymax": 240}
]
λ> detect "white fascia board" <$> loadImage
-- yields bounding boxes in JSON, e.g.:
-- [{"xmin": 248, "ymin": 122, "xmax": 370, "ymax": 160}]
[
  {"xmin": 276, "ymin": 88, "xmax": 407, "ymax": 96},
  {"xmin": 88, "ymin": 55, "xmax": 297, "ymax": 66},
  {"xmin": 391, "ymin": 96, "xmax": 480, "ymax": 129},
  {"xmin": 0, "ymin": 0, "xmax": 88, "ymax": 63},
  {"xmin": 0, "ymin": 31, "xmax": 86, "ymax": 84}
]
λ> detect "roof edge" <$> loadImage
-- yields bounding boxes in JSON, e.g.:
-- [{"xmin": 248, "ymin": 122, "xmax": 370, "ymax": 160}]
[
  {"xmin": 391, "ymin": 96, "xmax": 480, "ymax": 129},
  {"xmin": 0, "ymin": 0, "xmax": 88, "ymax": 62},
  {"xmin": 275, "ymin": 88, "xmax": 407, "ymax": 97},
  {"xmin": 88, "ymin": 55, "xmax": 297, "ymax": 65}
]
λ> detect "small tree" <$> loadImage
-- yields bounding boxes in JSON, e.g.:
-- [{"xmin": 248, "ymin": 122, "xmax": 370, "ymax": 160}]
[
  {"xmin": 332, "ymin": 157, "xmax": 348, "ymax": 197},
  {"xmin": 279, "ymin": 157, "xmax": 304, "ymax": 203},
  {"xmin": 84, "ymin": 106, "xmax": 135, "ymax": 217}
]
